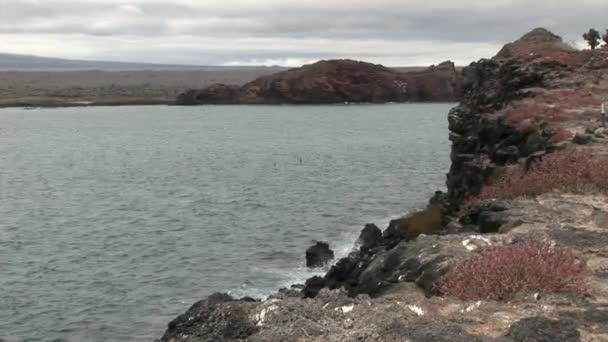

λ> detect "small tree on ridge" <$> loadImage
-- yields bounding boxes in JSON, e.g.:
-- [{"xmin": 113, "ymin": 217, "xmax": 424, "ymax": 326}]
[
  {"xmin": 603, "ymin": 29, "xmax": 608, "ymax": 47},
  {"xmin": 583, "ymin": 28, "xmax": 601, "ymax": 49}
]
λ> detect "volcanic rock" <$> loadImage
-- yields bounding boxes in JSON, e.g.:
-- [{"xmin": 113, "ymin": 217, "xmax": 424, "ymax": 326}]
[
  {"xmin": 176, "ymin": 59, "xmax": 463, "ymax": 104},
  {"xmin": 305, "ymin": 241, "xmax": 335, "ymax": 268},
  {"xmin": 495, "ymin": 27, "xmax": 577, "ymax": 61},
  {"xmin": 357, "ymin": 224, "xmax": 383, "ymax": 253}
]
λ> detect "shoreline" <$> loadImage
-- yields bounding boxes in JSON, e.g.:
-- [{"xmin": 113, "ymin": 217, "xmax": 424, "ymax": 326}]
[
  {"xmin": 0, "ymin": 100, "xmax": 459, "ymax": 110},
  {"xmin": 157, "ymin": 29, "xmax": 608, "ymax": 342}
]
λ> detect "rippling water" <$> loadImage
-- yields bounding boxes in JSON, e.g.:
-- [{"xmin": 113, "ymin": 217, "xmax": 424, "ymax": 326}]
[{"xmin": 0, "ymin": 104, "xmax": 452, "ymax": 341}]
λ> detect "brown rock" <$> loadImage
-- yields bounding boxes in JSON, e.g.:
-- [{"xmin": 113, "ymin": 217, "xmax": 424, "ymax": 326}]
[
  {"xmin": 495, "ymin": 27, "xmax": 577, "ymax": 61},
  {"xmin": 176, "ymin": 59, "xmax": 463, "ymax": 105}
]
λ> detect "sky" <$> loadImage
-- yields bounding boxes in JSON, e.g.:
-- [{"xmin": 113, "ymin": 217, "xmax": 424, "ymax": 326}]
[{"xmin": 0, "ymin": 0, "xmax": 607, "ymax": 67}]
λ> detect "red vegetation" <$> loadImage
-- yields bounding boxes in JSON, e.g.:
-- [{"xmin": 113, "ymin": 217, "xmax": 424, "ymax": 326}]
[
  {"xmin": 504, "ymin": 87, "xmax": 607, "ymax": 129},
  {"xmin": 470, "ymin": 149, "xmax": 608, "ymax": 203},
  {"xmin": 433, "ymin": 242, "xmax": 588, "ymax": 301},
  {"xmin": 547, "ymin": 127, "xmax": 574, "ymax": 143}
]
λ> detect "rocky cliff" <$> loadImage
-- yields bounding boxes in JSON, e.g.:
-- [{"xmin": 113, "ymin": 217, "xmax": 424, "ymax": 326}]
[
  {"xmin": 159, "ymin": 29, "xmax": 608, "ymax": 342},
  {"xmin": 446, "ymin": 27, "xmax": 608, "ymax": 208},
  {"xmin": 176, "ymin": 59, "xmax": 463, "ymax": 105}
]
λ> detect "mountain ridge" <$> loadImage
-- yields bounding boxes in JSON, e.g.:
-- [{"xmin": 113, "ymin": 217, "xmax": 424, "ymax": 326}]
[{"xmin": 0, "ymin": 53, "xmax": 287, "ymax": 72}]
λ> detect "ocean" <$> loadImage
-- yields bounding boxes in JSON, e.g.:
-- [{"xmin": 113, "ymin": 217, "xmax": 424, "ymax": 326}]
[{"xmin": 0, "ymin": 104, "xmax": 452, "ymax": 341}]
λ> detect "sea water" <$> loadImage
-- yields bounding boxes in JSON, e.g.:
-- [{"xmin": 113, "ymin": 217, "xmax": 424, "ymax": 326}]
[{"xmin": 0, "ymin": 104, "xmax": 452, "ymax": 341}]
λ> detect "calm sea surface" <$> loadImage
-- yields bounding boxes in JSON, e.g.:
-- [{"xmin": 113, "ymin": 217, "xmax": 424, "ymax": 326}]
[{"xmin": 0, "ymin": 104, "xmax": 452, "ymax": 341}]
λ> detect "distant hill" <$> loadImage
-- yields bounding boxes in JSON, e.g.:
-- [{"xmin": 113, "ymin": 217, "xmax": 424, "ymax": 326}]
[
  {"xmin": 177, "ymin": 59, "xmax": 463, "ymax": 105},
  {"xmin": 0, "ymin": 53, "xmax": 285, "ymax": 72},
  {"xmin": 0, "ymin": 54, "xmax": 289, "ymax": 107}
]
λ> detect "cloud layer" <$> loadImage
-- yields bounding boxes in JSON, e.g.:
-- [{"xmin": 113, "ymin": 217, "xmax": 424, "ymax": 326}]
[{"xmin": 0, "ymin": 0, "xmax": 606, "ymax": 66}]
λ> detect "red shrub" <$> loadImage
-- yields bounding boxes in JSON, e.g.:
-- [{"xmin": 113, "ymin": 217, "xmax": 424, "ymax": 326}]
[
  {"xmin": 504, "ymin": 102, "xmax": 553, "ymax": 126},
  {"xmin": 547, "ymin": 127, "xmax": 574, "ymax": 144},
  {"xmin": 504, "ymin": 88, "xmax": 604, "ymax": 129},
  {"xmin": 470, "ymin": 149, "xmax": 608, "ymax": 203},
  {"xmin": 432, "ymin": 242, "xmax": 588, "ymax": 301}
]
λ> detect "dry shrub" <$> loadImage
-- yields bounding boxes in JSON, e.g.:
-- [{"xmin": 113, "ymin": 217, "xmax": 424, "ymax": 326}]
[
  {"xmin": 470, "ymin": 149, "xmax": 608, "ymax": 203},
  {"xmin": 398, "ymin": 206, "xmax": 443, "ymax": 240},
  {"xmin": 433, "ymin": 242, "xmax": 588, "ymax": 301}
]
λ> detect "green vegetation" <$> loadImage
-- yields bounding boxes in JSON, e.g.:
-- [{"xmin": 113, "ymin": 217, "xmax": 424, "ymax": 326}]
[{"xmin": 583, "ymin": 28, "xmax": 601, "ymax": 49}]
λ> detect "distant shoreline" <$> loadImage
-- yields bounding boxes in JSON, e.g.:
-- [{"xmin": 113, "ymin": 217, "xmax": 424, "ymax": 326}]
[
  {"xmin": 0, "ymin": 99, "xmax": 461, "ymax": 109},
  {"xmin": 0, "ymin": 99, "xmax": 175, "ymax": 109}
]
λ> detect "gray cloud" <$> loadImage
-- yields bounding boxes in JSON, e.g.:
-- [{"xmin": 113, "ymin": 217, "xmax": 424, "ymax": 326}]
[{"xmin": 0, "ymin": 0, "xmax": 606, "ymax": 66}]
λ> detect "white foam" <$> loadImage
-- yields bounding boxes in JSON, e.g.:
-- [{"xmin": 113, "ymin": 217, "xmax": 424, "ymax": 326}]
[{"xmin": 229, "ymin": 214, "xmax": 402, "ymax": 300}]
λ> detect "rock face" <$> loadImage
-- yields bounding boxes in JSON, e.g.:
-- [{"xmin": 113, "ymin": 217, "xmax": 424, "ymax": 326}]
[
  {"xmin": 444, "ymin": 27, "xmax": 590, "ymax": 208},
  {"xmin": 305, "ymin": 241, "xmax": 335, "ymax": 268},
  {"xmin": 176, "ymin": 59, "xmax": 463, "ymax": 105}
]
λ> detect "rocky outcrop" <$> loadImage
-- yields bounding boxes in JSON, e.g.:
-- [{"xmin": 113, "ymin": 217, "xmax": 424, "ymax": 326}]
[
  {"xmin": 162, "ymin": 293, "xmax": 260, "ymax": 342},
  {"xmin": 176, "ymin": 59, "xmax": 463, "ymax": 105},
  {"xmin": 495, "ymin": 28, "xmax": 577, "ymax": 61},
  {"xmin": 305, "ymin": 241, "xmax": 335, "ymax": 268},
  {"xmin": 445, "ymin": 28, "xmax": 588, "ymax": 209}
]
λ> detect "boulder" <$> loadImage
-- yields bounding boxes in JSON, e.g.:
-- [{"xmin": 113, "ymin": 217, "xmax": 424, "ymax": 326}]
[
  {"xmin": 302, "ymin": 276, "xmax": 326, "ymax": 299},
  {"xmin": 382, "ymin": 218, "xmax": 405, "ymax": 248},
  {"xmin": 521, "ymin": 133, "xmax": 548, "ymax": 157},
  {"xmin": 161, "ymin": 293, "xmax": 258, "ymax": 342},
  {"xmin": 462, "ymin": 201, "xmax": 510, "ymax": 233},
  {"xmin": 572, "ymin": 133, "xmax": 593, "ymax": 145},
  {"xmin": 357, "ymin": 224, "xmax": 382, "ymax": 253},
  {"xmin": 305, "ymin": 241, "xmax": 335, "ymax": 268}
]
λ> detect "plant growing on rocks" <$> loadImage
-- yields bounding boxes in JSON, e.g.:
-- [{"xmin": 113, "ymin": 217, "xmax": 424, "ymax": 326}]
[
  {"xmin": 547, "ymin": 127, "xmax": 574, "ymax": 144},
  {"xmin": 583, "ymin": 29, "xmax": 601, "ymax": 49},
  {"xmin": 469, "ymin": 149, "xmax": 608, "ymax": 203},
  {"xmin": 433, "ymin": 242, "xmax": 588, "ymax": 301},
  {"xmin": 603, "ymin": 30, "xmax": 608, "ymax": 47}
]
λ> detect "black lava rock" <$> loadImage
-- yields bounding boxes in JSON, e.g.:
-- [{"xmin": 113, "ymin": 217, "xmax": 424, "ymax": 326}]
[
  {"xmin": 505, "ymin": 317, "xmax": 580, "ymax": 342},
  {"xmin": 494, "ymin": 145, "xmax": 520, "ymax": 164},
  {"xmin": 302, "ymin": 276, "xmax": 326, "ymax": 299},
  {"xmin": 305, "ymin": 241, "xmax": 335, "ymax": 268},
  {"xmin": 572, "ymin": 133, "xmax": 593, "ymax": 145},
  {"xmin": 358, "ymin": 224, "xmax": 382, "ymax": 253},
  {"xmin": 521, "ymin": 133, "xmax": 548, "ymax": 157},
  {"xmin": 161, "ymin": 293, "xmax": 258, "ymax": 342}
]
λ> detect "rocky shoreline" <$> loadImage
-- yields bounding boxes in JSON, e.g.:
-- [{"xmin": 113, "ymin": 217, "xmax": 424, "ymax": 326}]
[{"xmin": 159, "ymin": 28, "xmax": 608, "ymax": 342}]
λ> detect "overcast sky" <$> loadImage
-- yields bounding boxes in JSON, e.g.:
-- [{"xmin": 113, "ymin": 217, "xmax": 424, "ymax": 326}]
[{"xmin": 0, "ymin": 0, "xmax": 607, "ymax": 66}]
